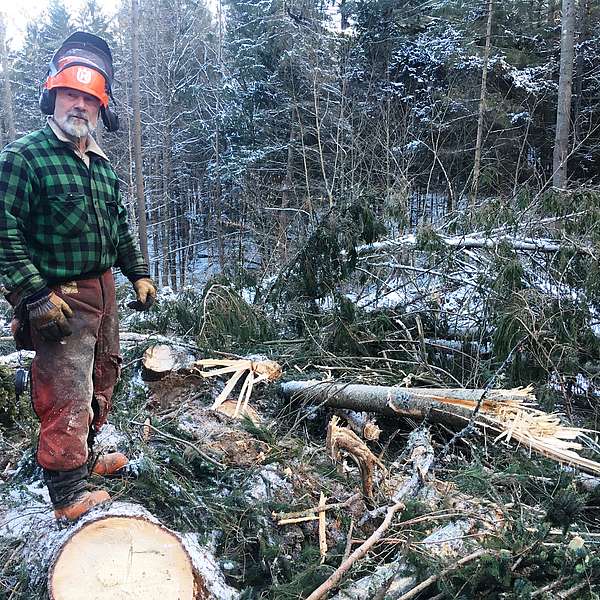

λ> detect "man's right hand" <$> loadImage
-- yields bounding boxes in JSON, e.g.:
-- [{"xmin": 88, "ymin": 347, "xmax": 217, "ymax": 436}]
[{"xmin": 27, "ymin": 291, "xmax": 74, "ymax": 342}]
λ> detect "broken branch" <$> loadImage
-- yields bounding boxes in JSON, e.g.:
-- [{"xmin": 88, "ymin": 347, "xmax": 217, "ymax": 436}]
[{"xmin": 305, "ymin": 502, "xmax": 405, "ymax": 600}]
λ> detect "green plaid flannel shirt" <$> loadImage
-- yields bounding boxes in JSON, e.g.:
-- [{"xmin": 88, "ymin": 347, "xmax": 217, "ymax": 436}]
[{"xmin": 0, "ymin": 125, "xmax": 148, "ymax": 304}]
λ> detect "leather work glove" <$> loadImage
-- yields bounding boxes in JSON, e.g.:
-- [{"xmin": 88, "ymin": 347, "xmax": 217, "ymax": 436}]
[
  {"xmin": 27, "ymin": 291, "xmax": 74, "ymax": 342},
  {"xmin": 128, "ymin": 277, "xmax": 157, "ymax": 311}
]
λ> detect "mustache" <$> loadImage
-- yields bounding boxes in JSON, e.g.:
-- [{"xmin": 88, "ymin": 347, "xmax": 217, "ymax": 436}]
[{"xmin": 67, "ymin": 112, "xmax": 89, "ymax": 122}]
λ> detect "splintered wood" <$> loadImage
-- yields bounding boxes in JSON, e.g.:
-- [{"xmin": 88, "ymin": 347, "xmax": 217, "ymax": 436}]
[
  {"xmin": 424, "ymin": 386, "xmax": 600, "ymax": 475},
  {"xmin": 193, "ymin": 358, "xmax": 282, "ymax": 418},
  {"xmin": 318, "ymin": 492, "xmax": 328, "ymax": 563},
  {"xmin": 326, "ymin": 416, "xmax": 387, "ymax": 498},
  {"xmin": 273, "ymin": 493, "xmax": 361, "ymax": 525}
]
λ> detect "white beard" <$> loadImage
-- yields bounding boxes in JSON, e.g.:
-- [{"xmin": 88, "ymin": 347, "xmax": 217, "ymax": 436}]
[{"xmin": 55, "ymin": 113, "xmax": 94, "ymax": 139}]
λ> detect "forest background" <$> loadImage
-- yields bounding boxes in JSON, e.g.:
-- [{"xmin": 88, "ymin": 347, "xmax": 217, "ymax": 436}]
[{"xmin": 2, "ymin": 0, "xmax": 600, "ymax": 425}]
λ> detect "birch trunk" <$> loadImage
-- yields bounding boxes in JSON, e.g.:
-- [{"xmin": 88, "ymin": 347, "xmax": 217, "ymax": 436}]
[{"xmin": 0, "ymin": 15, "xmax": 16, "ymax": 143}]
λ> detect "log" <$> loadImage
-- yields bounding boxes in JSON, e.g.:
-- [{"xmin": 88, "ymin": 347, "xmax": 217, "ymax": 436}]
[
  {"xmin": 280, "ymin": 381, "xmax": 600, "ymax": 475},
  {"xmin": 280, "ymin": 380, "xmax": 478, "ymax": 420},
  {"xmin": 0, "ymin": 500, "xmax": 239, "ymax": 600},
  {"xmin": 357, "ymin": 233, "xmax": 568, "ymax": 256},
  {"xmin": 49, "ymin": 515, "xmax": 200, "ymax": 599}
]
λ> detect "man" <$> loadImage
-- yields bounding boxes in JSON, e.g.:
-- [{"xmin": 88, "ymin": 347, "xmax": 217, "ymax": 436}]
[{"xmin": 0, "ymin": 32, "xmax": 156, "ymax": 521}]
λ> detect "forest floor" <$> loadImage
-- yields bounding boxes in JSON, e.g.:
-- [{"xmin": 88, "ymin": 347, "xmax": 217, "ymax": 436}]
[{"xmin": 1, "ymin": 271, "xmax": 600, "ymax": 599}]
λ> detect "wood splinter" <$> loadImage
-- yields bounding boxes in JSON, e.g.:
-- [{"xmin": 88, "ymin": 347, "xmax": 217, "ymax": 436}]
[
  {"xmin": 326, "ymin": 416, "xmax": 387, "ymax": 498},
  {"xmin": 193, "ymin": 358, "xmax": 282, "ymax": 418},
  {"xmin": 318, "ymin": 492, "xmax": 328, "ymax": 563}
]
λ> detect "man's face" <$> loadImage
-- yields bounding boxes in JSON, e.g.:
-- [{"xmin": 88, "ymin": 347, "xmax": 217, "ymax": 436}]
[{"xmin": 53, "ymin": 88, "xmax": 101, "ymax": 138}]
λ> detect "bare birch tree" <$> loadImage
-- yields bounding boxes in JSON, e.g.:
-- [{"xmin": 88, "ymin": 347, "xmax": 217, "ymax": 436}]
[{"xmin": 0, "ymin": 14, "xmax": 16, "ymax": 143}]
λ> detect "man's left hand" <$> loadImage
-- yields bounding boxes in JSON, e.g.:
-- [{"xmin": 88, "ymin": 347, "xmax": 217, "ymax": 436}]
[{"xmin": 129, "ymin": 278, "xmax": 157, "ymax": 311}]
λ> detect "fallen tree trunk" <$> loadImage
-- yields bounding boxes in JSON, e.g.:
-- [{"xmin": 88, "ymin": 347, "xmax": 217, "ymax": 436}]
[
  {"xmin": 0, "ymin": 500, "xmax": 239, "ymax": 600},
  {"xmin": 280, "ymin": 381, "xmax": 600, "ymax": 475},
  {"xmin": 281, "ymin": 381, "xmax": 480, "ymax": 418},
  {"xmin": 357, "ymin": 234, "xmax": 569, "ymax": 255}
]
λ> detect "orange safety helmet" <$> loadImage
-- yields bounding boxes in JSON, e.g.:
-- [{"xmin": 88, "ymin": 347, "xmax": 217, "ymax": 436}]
[
  {"xmin": 40, "ymin": 32, "xmax": 119, "ymax": 131},
  {"xmin": 44, "ymin": 57, "xmax": 109, "ymax": 107}
]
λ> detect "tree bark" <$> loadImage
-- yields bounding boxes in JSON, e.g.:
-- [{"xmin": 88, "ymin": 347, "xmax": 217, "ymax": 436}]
[
  {"xmin": 0, "ymin": 14, "xmax": 16, "ymax": 143},
  {"xmin": 470, "ymin": 0, "xmax": 493, "ymax": 207},
  {"xmin": 280, "ymin": 381, "xmax": 482, "ymax": 421},
  {"xmin": 571, "ymin": 0, "xmax": 590, "ymax": 145},
  {"xmin": 552, "ymin": 0, "xmax": 576, "ymax": 189},
  {"xmin": 131, "ymin": 0, "xmax": 150, "ymax": 267}
]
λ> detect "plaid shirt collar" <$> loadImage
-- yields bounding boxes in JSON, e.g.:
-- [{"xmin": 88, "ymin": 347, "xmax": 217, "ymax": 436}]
[{"xmin": 47, "ymin": 116, "xmax": 109, "ymax": 164}]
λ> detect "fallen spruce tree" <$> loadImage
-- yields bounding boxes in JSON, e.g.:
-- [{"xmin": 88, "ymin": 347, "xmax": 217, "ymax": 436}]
[{"xmin": 280, "ymin": 381, "xmax": 600, "ymax": 475}]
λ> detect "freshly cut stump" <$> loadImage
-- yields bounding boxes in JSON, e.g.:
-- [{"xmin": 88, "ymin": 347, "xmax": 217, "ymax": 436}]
[{"xmin": 49, "ymin": 516, "xmax": 200, "ymax": 600}]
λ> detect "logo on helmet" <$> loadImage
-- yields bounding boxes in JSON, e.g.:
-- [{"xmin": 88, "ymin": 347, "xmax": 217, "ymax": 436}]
[{"xmin": 76, "ymin": 67, "xmax": 93, "ymax": 84}]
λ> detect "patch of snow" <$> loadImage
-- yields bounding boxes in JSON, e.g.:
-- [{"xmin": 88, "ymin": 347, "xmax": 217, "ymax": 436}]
[
  {"xmin": 510, "ymin": 111, "xmax": 530, "ymax": 125},
  {"xmin": 246, "ymin": 464, "xmax": 293, "ymax": 502},
  {"xmin": 181, "ymin": 533, "xmax": 240, "ymax": 600},
  {"xmin": 0, "ymin": 350, "xmax": 35, "ymax": 367},
  {"xmin": 94, "ymin": 422, "xmax": 127, "ymax": 452}
]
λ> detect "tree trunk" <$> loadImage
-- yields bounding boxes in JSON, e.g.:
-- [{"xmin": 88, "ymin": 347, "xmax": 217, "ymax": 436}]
[
  {"xmin": 572, "ymin": 0, "xmax": 590, "ymax": 146},
  {"xmin": 470, "ymin": 0, "xmax": 493, "ymax": 207},
  {"xmin": 131, "ymin": 0, "xmax": 150, "ymax": 267},
  {"xmin": 552, "ymin": 0, "xmax": 576, "ymax": 189},
  {"xmin": 49, "ymin": 515, "xmax": 201, "ymax": 599},
  {"xmin": 3, "ymin": 500, "xmax": 238, "ymax": 600},
  {"xmin": 280, "ymin": 381, "xmax": 480, "ymax": 420},
  {"xmin": 213, "ymin": 0, "xmax": 225, "ymax": 271},
  {"xmin": 0, "ymin": 15, "xmax": 16, "ymax": 143},
  {"xmin": 279, "ymin": 381, "xmax": 600, "ymax": 474}
]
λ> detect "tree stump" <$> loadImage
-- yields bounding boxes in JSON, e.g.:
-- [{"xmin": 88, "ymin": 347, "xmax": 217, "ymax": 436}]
[{"xmin": 141, "ymin": 344, "xmax": 195, "ymax": 381}]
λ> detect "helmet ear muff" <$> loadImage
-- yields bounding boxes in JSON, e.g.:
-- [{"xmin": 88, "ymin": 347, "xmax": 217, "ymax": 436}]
[
  {"xmin": 101, "ymin": 106, "xmax": 119, "ymax": 132},
  {"xmin": 39, "ymin": 87, "xmax": 55, "ymax": 115}
]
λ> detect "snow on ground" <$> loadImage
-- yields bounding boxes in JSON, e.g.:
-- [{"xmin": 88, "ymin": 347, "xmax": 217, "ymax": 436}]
[
  {"xmin": 93, "ymin": 422, "xmax": 128, "ymax": 452},
  {"xmin": 0, "ymin": 350, "xmax": 35, "ymax": 367}
]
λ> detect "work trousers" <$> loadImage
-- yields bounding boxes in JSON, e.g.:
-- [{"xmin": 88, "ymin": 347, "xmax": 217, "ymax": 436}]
[{"xmin": 31, "ymin": 270, "xmax": 121, "ymax": 471}]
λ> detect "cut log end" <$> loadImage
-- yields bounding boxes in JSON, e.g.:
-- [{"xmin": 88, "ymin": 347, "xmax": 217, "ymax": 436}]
[
  {"xmin": 141, "ymin": 344, "xmax": 177, "ymax": 381},
  {"xmin": 49, "ymin": 515, "xmax": 208, "ymax": 600}
]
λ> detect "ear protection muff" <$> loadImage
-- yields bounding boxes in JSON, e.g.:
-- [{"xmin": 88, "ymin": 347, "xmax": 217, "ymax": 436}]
[
  {"xmin": 39, "ymin": 87, "xmax": 55, "ymax": 115},
  {"xmin": 39, "ymin": 87, "xmax": 119, "ymax": 132},
  {"xmin": 101, "ymin": 106, "xmax": 119, "ymax": 132}
]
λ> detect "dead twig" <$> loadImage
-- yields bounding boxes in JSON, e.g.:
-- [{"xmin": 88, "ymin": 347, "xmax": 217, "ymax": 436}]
[
  {"xmin": 305, "ymin": 502, "xmax": 405, "ymax": 600},
  {"xmin": 342, "ymin": 518, "xmax": 354, "ymax": 562},
  {"xmin": 273, "ymin": 492, "xmax": 360, "ymax": 524},
  {"xmin": 396, "ymin": 549, "xmax": 500, "ymax": 600}
]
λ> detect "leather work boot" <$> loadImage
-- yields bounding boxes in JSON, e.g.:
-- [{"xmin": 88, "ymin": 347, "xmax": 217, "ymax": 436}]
[
  {"xmin": 91, "ymin": 452, "xmax": 129, "ymax": 476},
  {"xmin": 54, "ymin": 490, "xmax": 110, "ymax": 521}
]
